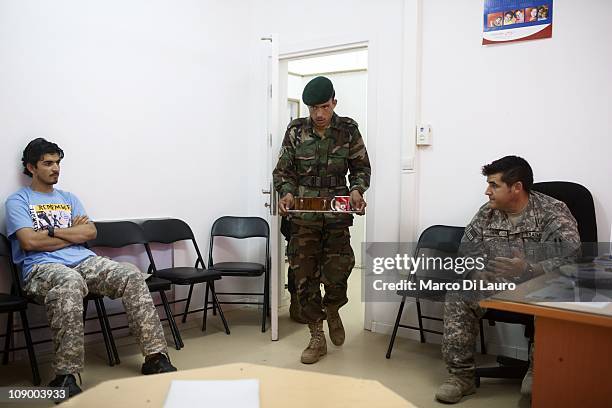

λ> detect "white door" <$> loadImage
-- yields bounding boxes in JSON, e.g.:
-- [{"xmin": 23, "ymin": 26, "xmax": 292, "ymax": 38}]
[{"xmin": 261, "ymin": 34, "xmax": 281, "ymax": 341}]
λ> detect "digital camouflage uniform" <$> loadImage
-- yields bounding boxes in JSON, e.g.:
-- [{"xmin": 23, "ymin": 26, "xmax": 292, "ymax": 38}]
[
  {"xmin": 273, "ymin": 113, "xmax": 371, "ymax": 323},
  {"xmin": 24, "ymin": 256, "xmax": 168, "ymax": 375},
  {"xmin": 442, "ymin": 191, "xmax": 580, "ymax": 378}
]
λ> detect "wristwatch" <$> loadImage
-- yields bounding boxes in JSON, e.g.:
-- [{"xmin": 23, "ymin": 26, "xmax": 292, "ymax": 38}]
[{"xmin": 47, "ymin": 226, "xmax": 55, "ymax": 238}]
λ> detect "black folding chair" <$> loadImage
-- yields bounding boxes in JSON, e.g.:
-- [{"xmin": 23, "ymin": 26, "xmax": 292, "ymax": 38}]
[
  {"xmin": 386, "ymin": 225, "xmax": 469, "ymax": 358},
  {"xmin": 4, "ymin": 240, "xmax": 120, "ymax": 368},
  {"xmin": 142, "ymin": 219, "xmax": 229, "ymax": 335},
  {"xmin": 87, "ymin": 221, "xmax": 183, "ymax": 351},
  {"xmin": 0, "ymin": 233, "xmax": 40, "ymax": 385},
  {"xmin": 81, "ymin": 292, "xmax": 120, "ymax": 366},
  {"xmin": 205, "ymin": 216, "xmax": 270, "ymax": 332}
]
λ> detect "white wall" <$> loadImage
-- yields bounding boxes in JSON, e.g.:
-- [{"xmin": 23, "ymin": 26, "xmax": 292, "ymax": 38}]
[
  {"xmin": 386, "ymin": 0, "xmax": 612, "ymax": 357},
  {"xmin": 418, "ymin": 0, "xmax": 611, "ymax": 237},
  {"xmin": 288, "ymin": 50, "xmax": 368, "ymax": 76},
  {"xmin": 0, "ymin": 1, "xmax": 263, "ymax": 323},
  {"xmin": 287, "ymin": 74, "xmax": 303, "ymax": 101},
  {"xmin": 0, "ymin": 0, "xmax": 253, "ymax": 231}
]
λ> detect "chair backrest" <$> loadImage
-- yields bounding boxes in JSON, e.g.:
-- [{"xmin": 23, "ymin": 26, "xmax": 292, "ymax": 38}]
[
  {"xmin": 0, "ymin": 233, "xmax": 24, "ymax": 296},
  {"xmin": 208, "ymin": 216, "xmax": 270, "ymax": 267},
  {"xmin": 0, "ymin": 233, "xmax": 11, "ymax": 258},
  {"xmin": 532, "ymin": 181, "xmax": 597, "ymax": 243},
  {"xmin": 485, "ymin": 182, "xmax": 596, "ymax": 325},
  {"xmin": 142, "ymin": 218, "xmax": 203, "ymax": 271},
  {"xmin": 406, "ymin": 225, "xmax": 465, "ymax": 300},
  {"xmin": 210, "ymin": 216, "xmax": 270, "ymax": 239},
  {"xmin": 87, "ymin": 221, "xmax": 147, "ymax": 248},
  {"xmin": 417, "ymin": 225, "xmax": 465, "ymax": 254},
  {"xmin": 142, "ymin": 218, "xmax": 195, "ymax": 244}
]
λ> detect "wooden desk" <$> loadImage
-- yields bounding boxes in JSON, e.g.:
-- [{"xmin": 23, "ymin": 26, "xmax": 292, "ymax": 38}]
[
  {"xmin": 480, "ymin": 274, "xmax": 612, "ymax": 408},
  {"xmin": 64, "ymin": 363, "xmax": 415, "ymax": 408}
]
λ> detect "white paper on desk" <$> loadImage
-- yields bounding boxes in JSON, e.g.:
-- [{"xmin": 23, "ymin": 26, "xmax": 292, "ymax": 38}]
[
  {"xmin": 569, "ymin": 301, "xmax": 611, "ymax": 309},
  {"xmin": 163, "ymin": 379, "xmax": 259, "ymax": 408}
]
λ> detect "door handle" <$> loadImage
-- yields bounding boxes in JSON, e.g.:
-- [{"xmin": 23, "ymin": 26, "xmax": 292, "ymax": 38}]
[{"xmin": 262, "ymin": 185, "xmax": 276, "ymax": 215}]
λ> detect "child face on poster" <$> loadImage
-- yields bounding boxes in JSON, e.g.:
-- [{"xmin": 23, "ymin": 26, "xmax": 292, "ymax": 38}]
[
  {"xmin": 528, "ymin": 8, "xmax": 537, "ymax": 21},
  {"xmin": 538, "ymin": 6, "xmax": 548, "ymax": 20},
  {"xmin": 515, "ymin": 10, "xmax": 524, "ymax": 23}
]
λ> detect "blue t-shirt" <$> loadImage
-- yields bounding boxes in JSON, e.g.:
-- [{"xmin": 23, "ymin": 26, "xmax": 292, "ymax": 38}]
[{"xmin": 5, "ymin": 187, "xmax": 95, "ymax": 280}]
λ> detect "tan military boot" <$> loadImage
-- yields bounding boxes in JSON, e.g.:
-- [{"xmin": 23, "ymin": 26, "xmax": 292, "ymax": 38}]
[
  {"xmin": 326, "ymin": 307, "xmax": 345, "ymax": 346},
  {"xmin": 521, "ymin": 366, "xmax": 533, "ymax": 395},
  {"xmin": 521, "ymin": 342, "xmax": 534, "ymax": 395},
  {"xmin": 301, "ymin": 321, "xmax": 327, "ymax": 364},
  {"xmin": 435, "ymin": 375, "xmax": 476, "ymax": 404},
  {"xmin": 289, "ymin": 293, "xmax": 307, "ymax": 324}
]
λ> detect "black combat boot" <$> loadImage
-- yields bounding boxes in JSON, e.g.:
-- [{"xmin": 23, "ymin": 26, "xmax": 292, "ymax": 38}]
[
  {"xmin": 141, "ymin": 352, "xmax": 177, "ymax": 375},
  {"xmin": 48, "ymin": 373, "xmax": 82, "ymax": 400}
]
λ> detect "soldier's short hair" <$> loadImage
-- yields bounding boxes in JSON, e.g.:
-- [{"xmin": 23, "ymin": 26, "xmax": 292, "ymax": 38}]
[
  {"xmin": 481, "ymin": 155, "xmax": 533, "ymax": 192},
  {"xmin": 21, "ymin": 138, "xmax": 64, "ymax": 177}
]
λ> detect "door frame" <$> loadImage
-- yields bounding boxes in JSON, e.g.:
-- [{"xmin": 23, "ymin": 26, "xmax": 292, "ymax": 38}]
[{"xmin": 267, "ymin": 36, "xmax": 378, "ymax": 339}]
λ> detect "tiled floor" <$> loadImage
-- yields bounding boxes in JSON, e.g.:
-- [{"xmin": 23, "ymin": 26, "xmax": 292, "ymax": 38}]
[{"xmin": 0, "ymin": 271, "xmax": 529, "ymax": 407}]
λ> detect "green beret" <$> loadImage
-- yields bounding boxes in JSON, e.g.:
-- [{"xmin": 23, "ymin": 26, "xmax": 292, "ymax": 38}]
[{"xmin": 302, "ymin": 76, "xmax": 334, "ymax": 106}]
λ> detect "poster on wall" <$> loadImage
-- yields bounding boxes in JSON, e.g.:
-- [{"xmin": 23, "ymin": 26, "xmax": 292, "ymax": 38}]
[{"xmin": 483, "ymin": 0, "xmax": 553, "ymax": 45}]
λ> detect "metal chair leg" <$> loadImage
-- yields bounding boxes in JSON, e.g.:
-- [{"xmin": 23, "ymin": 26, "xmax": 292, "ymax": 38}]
[
  {"xmin": 2, "ymin": 312, "xmax": 13, "ymax": 365},
  {"xmin": 386, "ymin": 296, "xmax": 407, "ymax": 359},
  {"xmin": 202, "ymin": 283, "xmax": 210, "ymax": 332},
  {"xmin": 479, "ymin": 319, "xmax": 486, "ymax": 354},
  {"xmin": 160, "ymin": 291, "xmax": 183, "ymax": 350},
  {"xmin": 19, "ymin": 311, "xmax": 40, "ymax": 385},
  {"xmin": 211, "ymin": 281, "xmax": 217, "ymax": 316},
  {"xmin": 82, "ymin": 300, "xmax": 89, "ymax": 320},
  {"xmin": 182, "ymin": 284, "xmax": 194, "ymax": 324},
  {"xmin": 416, "ymin": 299, "xmax": 426, "ymax": 343},
  {"xmin": 92, "ymin": 299, "xmax": 115, "ymax": 367},
  {"xmin": 210, "ymin": 284, "xmax": 230, "ymax": 335},
  {"xmin": 98, "ymin": 299, "xmax": 120, "ymax": 364}
]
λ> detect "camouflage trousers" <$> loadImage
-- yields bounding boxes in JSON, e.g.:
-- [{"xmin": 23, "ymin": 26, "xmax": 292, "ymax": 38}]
[
  {"xmin": 441, "ymin": 292, "xmax": 487, "ymax": 378},
  {"xmin": 287, "ymin": 267, "xmax": 296, "ymax": 294},
  {"xmin": 24, "ymin": 256, "xmax": 168, "ymax": 375},
  {"xmin": 288, "ymin": 221, "xmax": 355, "ymax": 323}
]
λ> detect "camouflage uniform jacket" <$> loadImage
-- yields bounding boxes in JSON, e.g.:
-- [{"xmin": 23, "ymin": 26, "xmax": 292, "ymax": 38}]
[
  {"xmin": 273, "ymin": 113, "xmax": 371, "ymax": 226},
  {"xmin": 462, "ymin": 191, "xmax": 580, "ymax": 277}
]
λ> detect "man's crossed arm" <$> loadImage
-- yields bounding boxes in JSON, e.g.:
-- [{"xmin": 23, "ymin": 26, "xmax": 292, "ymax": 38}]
[{"xmin": 16, "ymin": 216, "xmax": 97, "ymax": 252}]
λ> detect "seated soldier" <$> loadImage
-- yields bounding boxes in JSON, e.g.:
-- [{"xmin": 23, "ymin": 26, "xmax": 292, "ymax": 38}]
[
  {"xmin": 5, "ymin": 138, "xmax": 177, "ymax": 398},
  {"xmin": 435, "ymin": 156, "xmax": 580, "ymax": 404}
]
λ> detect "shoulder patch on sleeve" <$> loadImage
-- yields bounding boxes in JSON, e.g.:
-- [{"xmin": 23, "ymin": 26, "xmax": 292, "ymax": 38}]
[{"xmin": 465, "ymin": 225, "xmax": 476, "ymax": 241}]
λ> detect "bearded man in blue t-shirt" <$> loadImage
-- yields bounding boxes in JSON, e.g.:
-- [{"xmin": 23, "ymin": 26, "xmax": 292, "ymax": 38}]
[{"xmin": 5, "ymin": 138, "xmax": 177, "ymax": 397}]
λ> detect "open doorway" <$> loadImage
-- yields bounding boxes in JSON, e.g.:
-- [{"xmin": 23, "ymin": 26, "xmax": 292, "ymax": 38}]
[{"xmin": 277, "ymin": 48, "xmax": 368, "ymax": 317}]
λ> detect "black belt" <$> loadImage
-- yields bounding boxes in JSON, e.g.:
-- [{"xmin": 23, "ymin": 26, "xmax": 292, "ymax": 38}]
[{"xmin": 299, "ymin": 175, "xmax": 346, "ymax": 188}]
